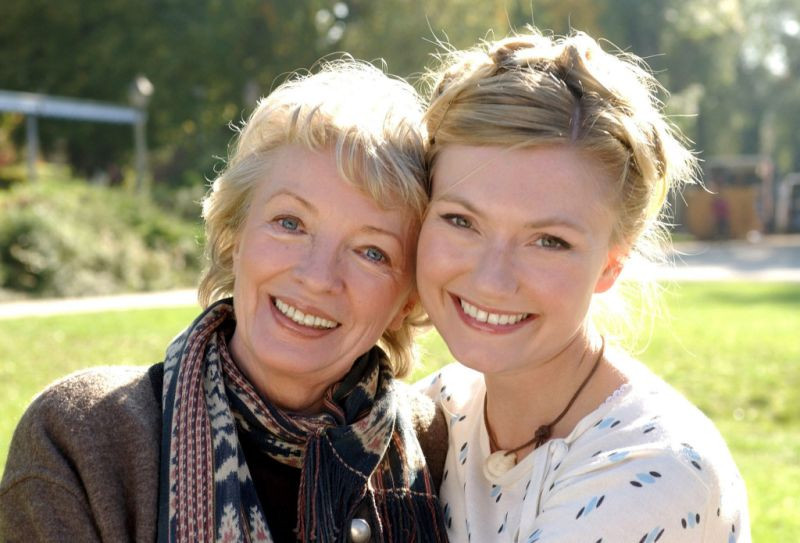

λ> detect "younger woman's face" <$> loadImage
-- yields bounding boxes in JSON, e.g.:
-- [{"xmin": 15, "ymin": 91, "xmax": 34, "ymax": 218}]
[{"xmin": 416, "ymin": 144, "xmax": 623, "ymax": 375}]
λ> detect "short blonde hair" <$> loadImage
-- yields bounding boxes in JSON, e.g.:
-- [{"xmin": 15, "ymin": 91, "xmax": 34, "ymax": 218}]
[
  {"xmin": 424, "ymin": 29, "xmax": 698, "ymax": 254},
  {"xmin": 199, "ymin": 59, "xmax": 428, "ymax": 377}
]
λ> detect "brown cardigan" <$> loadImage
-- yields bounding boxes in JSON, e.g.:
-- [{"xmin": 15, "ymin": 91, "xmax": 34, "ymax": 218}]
[{"xmin": 0, "ymin": 364, "xmax": 447, "ymax": 542}]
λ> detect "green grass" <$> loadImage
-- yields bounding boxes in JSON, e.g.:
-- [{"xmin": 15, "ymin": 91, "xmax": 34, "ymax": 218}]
[{"xmin": 2, "ymin": 282, "xmax": 798, "ymax": 541}]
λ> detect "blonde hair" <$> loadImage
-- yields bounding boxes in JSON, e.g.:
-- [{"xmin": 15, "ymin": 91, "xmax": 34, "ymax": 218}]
[
  {"xmin": 424, "ymin": 29, "xmax": 698, "ymax": 253},
  {"xmin": 424, "ymin": 29, "xmax": 700, "ymax": 348},
  {"xmin": 199, "ymin": 59, "xmax": 428, "ymax": 377}
]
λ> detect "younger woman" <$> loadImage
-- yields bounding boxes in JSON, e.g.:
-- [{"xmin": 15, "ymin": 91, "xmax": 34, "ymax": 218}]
[{"xmin": 417, "ymin": 30, "xmax": 750, "ymax": 542}]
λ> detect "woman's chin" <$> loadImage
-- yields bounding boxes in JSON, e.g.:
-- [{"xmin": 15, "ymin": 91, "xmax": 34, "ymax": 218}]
[{"xmin": 446, "ymin": 344, "xmax": 513, "ymax": 374}]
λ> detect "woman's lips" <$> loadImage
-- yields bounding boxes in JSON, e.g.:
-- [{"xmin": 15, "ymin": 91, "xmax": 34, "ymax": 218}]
[
  {"xmin": 270, "ymin": 296, "xmax": 340, "ymax": 336},
  {"xmin": 451, "ymin": 294, "xmax": 535, "ymax": 333}
]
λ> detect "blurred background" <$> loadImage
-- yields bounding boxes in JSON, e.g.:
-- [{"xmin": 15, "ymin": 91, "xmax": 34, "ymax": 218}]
[
  {"xmin": 1, "ymin": 1, "xmax": 799, "ymax": 540},
  {"xmin": 1, "ymin": 0, "xmax": 800, "ymax": 298}
]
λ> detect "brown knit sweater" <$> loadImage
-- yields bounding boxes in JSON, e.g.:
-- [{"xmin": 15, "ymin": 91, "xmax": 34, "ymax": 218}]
[{"xmin": 0, "ymin": 365, "xmax": 447, "ymax": 542}]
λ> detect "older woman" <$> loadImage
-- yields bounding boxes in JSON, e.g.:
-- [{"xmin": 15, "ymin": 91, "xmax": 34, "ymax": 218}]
[{"xmin": 1, "ymin": 61, "xmax": 448, "ymax": 542}]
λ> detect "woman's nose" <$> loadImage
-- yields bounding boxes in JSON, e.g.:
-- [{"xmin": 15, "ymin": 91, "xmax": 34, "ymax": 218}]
[
  {"xmin": 293, "ymin": 238, "xmax": 345, "ymax": 294},
  {"xmin": 469, "ymin": 242, "xmax": 519, "ymax": 298}
]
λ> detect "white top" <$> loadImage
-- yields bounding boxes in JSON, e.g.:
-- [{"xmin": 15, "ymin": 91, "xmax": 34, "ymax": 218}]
[{"xmin": 418, "ymin": 360, "xmax": 750, "ymax": 542}]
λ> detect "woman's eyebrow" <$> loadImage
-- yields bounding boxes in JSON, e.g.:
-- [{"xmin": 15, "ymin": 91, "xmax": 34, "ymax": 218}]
[
  {"xmin": 432, "ymin": 194, "xmax": 484, "ymax": 218},
  {"xmin": 523, "ymin": 217, "xmax": 587, "ymax": 234},
  {"xmin": 263, "ymin": 189, "xmax": 317, "ymax": 213},
  {"xmin": 361, "ymin": 225, "xmax": 405, "ymax": 246},
  {"xmin": 436, "ymin": 194, "xmax": 586, "ymax": 234}
]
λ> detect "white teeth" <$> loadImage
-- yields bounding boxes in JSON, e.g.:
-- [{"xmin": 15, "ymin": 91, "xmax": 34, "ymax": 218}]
[
  {"xmin": 274, "ymin": 298, "xmax": 338, "ymax": 329},
  {"xmin": 459, "ymin": 298, "xmax": 528, "ymax": 326}
]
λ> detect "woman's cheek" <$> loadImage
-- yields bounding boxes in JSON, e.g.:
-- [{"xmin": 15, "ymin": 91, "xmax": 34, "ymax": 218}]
[{"xmin": 420, "ymin": 238, "xmax": 457, "ymax": 276}]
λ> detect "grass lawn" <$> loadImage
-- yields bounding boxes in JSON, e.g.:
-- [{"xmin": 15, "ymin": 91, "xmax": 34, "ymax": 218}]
[{"xmin": 1, "ymin": 282, "xmax": 798, "ymax": 541}]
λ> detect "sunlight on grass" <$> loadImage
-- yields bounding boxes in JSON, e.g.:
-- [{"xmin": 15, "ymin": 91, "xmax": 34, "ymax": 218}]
[{"xmin": 1, "ymin": 282, "xmax": 798, "ymax": 541}]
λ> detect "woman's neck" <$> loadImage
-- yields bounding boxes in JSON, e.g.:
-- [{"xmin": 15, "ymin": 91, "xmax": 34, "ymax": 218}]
[
  {"xmin": 228, "ymin": 336, "xmax": 338, "ymax": 414},
  {"xmin": 251, "ymin": 373, "xmax": 328, "ymax": 414},
  {"xmin": 482, "ymin": 331, "xmax": 621, "ymax": 457}
]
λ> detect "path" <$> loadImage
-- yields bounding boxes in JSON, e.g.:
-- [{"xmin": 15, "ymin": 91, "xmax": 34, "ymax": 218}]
[
  {"xmin": 658, "ymin": 234, "xmax": 800, "ymax": 282},
  {"xmin": 1, "ymin": 234, "xmax": 799, "ymax": 319},
  {"xmin": 0, "ymin": 288, "xmax": 197, "ymax": 319}
]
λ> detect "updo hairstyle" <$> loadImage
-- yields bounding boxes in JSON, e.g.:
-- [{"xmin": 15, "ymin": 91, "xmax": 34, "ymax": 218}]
[{"xmin": 424, "ymin": 30, "xmax": 699, "ymax": 254}]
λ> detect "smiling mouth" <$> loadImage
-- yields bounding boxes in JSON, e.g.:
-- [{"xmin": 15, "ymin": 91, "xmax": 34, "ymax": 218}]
[
  {"xmin": 458, "ymin": 297, "xmax": 530, "ymax": 326},
  {"xmin": 273, "ymin": 298, "xmax": 339, "ymax": 329}
]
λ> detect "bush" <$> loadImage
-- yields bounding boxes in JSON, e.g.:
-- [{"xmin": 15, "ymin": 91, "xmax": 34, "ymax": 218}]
[{"xmin": 0, "ymin": 178, "xmax": 203, "ymax": 297}]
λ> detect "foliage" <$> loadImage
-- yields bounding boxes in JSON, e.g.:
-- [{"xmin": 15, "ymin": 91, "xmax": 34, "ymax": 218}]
[
  {"xmin": 0, "ymin": 0, "xmax": 332, "ymax": 184},
  {"xmin": 0, "ymin": 0, "xmax": 800, "ymax": 202},
  {"xmin": 0, "ymin": 282, "xmax": 797, "ymax": 540},
  {"xmin": 1, "ymin": 0, "xmax": 799, "ymax": 190},
  {"xmin": 325, "ymin": 0, "xmax": 800, "ymax": 176},
  {"xmin": 0, "ymin": 179, "xmax": 203, "ymax": 297}
]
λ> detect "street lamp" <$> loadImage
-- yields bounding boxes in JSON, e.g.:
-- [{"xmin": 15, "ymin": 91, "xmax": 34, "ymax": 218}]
[{"xmin": 128, "ymin": 75, "xmax": 154, "ymax": 192}]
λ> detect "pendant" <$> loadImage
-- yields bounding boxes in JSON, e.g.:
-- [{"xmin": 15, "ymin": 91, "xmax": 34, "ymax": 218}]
[{"xmin": 483, "ymin": 450, "xmax": 517, "ymax": 479}]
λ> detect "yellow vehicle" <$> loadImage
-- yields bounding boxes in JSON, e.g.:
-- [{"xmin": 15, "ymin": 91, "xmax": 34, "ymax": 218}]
[
  {"xmin": 776, "ymin": 173, "xmax": 800, "ymax": 233},
  {"xmin": 682, "ymin": 155, "xmax": 774, "ymax": 239}
]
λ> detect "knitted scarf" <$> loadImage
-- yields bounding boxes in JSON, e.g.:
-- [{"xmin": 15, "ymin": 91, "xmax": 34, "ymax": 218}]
[{"xmin": 156, "ymin": 299, "xmax": 447, "ymax": 542}]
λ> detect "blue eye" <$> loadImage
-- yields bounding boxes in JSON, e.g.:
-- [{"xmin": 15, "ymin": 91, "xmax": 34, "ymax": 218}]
[
  {"xmin": 536, "ymin": 235, "xmax": 570, "ymax": 250},
  {"xmin": 363, "ymin": 247, "xmax": 388, "ymax": 263},
  {"xmin": 442, "ymin": 213, "xmax": 471, "ymax": 229},
  {"xmin": 277, "ymin": 217, "xmax": 300, "ymax": 231}
]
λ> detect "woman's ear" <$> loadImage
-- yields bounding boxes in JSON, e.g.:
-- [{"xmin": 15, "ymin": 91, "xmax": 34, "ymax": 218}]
[
  {"xmin": 388, "ymin": 292, "xmax": 419, "ymax": 331},
  {"xmin": 232, "ymin": 233, "xmax": 242, "ymax": 266},
  {"xmin": 595, "ymin": 247, "xmax": 626, "ymax": 294}
]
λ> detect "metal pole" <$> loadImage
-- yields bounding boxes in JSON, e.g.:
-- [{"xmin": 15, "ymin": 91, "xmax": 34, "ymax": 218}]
[
  {"xmin": 133, "ymin": 111, "xmax": 149, "ymax": 193},
  {"xmin": 26, "ymin": 115, "xmax": 39, "ymax": 181}
]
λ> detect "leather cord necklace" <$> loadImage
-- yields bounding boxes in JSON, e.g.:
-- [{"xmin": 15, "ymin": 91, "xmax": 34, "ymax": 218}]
[{"xmin": 483, "ymin": 338, "xmax": 605, "ymax": 478}]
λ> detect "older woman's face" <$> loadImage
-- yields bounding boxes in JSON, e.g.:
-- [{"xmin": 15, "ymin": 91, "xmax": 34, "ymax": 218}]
[{"xmin": 230, "ymin": 145, "xmax": 416, "ymax": 401}]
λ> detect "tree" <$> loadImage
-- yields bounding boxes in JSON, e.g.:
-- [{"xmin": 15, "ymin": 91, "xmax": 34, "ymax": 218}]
[
  {"xmin": 3, "ymin": 0, "xmax": 797, "ymax": 186},
  {"xmin": 0, "ymin": 0, "xmax": 331, "ymax": 184}
]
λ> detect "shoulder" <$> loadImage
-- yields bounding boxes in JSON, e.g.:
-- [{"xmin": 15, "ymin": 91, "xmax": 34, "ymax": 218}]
[
  {"xmin": 596, "ymin": 353, "xmax": 737, "ymax": 459},
  {"xmin": 3, "ymin": 365, "xmax": 162, "ymax": 477},
  {"xmin": 542, "ymin": 437, "xmax": 748, "ymax": 540},
  {"xmin": 1, "ymin": 365, "xmax": 163, "ymax": 541},
  {"xmin": 571, "ymin": 363, "xmax": 743, "ymax": 487},
  {"xmin": 396, "ymin": 380, "xmax": 439, "ymax": 431},
  {"xmin": 395, "ymin": 380, "xmax": 448, "ymax": 487},
  {"xmin": 552, "ymin": 363, "xmax": 749, "ymax": 538},
  {"xmin": 613, "ymin": 359, "xmax": 740, "ymax": 476},
  {"xmin": 41, "ymin": 363, "xmax": 156, "ymax": 402},
  {"xmin": 15, "ymin": 365, "xmax": 160, "ymax": 435},
  {"xmin": 2, "ymin": 365, "xmax": 162, "ymax": 489},
  {"xmin": 414, "ymin": 362, "xmax": 483, "ymax": 414}
]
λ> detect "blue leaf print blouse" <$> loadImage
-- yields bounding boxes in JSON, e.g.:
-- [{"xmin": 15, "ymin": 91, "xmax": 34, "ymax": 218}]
[{"xmin": 418, "ymin": 358, "xmax": 750, "ymax": 542}]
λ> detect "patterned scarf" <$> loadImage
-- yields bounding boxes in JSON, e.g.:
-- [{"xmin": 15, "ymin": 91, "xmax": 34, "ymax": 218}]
[{"xmin": 156, "ymin": 299, "xmax": 447, "ymax": 542}]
